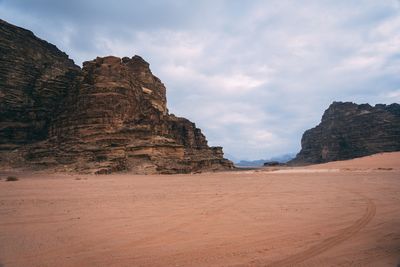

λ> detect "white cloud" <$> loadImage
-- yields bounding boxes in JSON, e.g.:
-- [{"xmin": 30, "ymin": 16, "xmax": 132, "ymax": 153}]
[{"xmin": 381, "ymin": 89, "xmax": 400, "ymax": 102}]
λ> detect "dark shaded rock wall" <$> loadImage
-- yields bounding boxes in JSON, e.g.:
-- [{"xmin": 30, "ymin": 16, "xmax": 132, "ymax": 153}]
[
  {"xmin": 0, "ymin": 20, "xmax": 233, "ymax": 174},
  {"xmin": 0, "ymin": 19, "xmax": 80, "ymax": 150},
  {"xmin": 291, "ymin": 101, "xmax": 400, "ymax": 164}
]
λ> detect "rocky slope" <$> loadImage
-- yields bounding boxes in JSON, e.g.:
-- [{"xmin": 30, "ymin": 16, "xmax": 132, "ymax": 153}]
[
  {"xmin": 291, "ymin": 101, "xmax": 400, "ymax": 164},
  {"xmin": 0, "ymin": 19, "xmax": 233, "ymax": 174}
]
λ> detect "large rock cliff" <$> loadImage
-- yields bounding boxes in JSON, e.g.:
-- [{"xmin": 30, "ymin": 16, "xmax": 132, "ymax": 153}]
[
  {"xmin": 291, "ymin": 101, "xmax": 400, "ymax": 164},
  {"xmin": 0, "ymin": 19, "xmax": 233, "ymax": 174},
  {"xmin": 0, "ymin": 19, "xmax": 80, "ymax": 150}
]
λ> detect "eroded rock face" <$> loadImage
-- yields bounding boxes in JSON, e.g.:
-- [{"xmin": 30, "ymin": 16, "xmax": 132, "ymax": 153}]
[
  {"xmin": 0, "ymin": 19, "xmax": 80, "ymax": 150},
  {"xmin": 290, "ymin": 102, "xmax": 400, "ymax": 164},
  {"xmin": 0, "ymin": 20, "xmax": 233, "ymax": 174}
]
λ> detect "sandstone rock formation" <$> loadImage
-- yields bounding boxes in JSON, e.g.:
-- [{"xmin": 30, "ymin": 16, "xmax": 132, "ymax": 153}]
[
  {"xmin": 0, "ymin": 19, "xmax": 233, "ymax": 174},
  {"xmin": 290, "ymin": 101, "xmax": 400, "ymax": 164},
  {"xmin": 0, "ymin": 19, "xmax": 80, "ymax": 150}
]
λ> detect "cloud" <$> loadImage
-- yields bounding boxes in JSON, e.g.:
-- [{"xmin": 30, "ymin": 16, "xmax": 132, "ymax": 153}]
[{"xmin": 1, "ymin": 0, "xmax": 399, "ymax": 160}]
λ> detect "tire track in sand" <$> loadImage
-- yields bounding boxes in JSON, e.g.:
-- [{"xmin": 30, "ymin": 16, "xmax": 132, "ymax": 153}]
[
  {"xmin": 14, "ymin": 181, "xmax": 271, "ymax": 264},
  {"xmin": 266, "ymin": 192, "xmax": 376, "ymax": 267}
]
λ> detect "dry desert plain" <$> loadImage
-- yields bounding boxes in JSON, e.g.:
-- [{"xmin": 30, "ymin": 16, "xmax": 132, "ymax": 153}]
[{"xmin": 0, "ymin": 152, "xmax": 399, "ymax": 267}]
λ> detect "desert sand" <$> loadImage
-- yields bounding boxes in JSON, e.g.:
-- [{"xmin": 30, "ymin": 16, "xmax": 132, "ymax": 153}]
[{"xmin": 0, "ymin": 152, "xmax": 399, "ymax": 267}]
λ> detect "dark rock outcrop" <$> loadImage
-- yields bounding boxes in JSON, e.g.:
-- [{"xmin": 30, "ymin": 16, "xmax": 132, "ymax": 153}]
[
  {"xmin": 290, "ymin": 101, "xmax": 400, "ymax": 164},
  {"xmin": 263, "ymin": 161, "xmax": 281, "ymax": 167},
  {"xmin": 0, "ymin": 19, "xmax": 233, "ymax": 174},
  {"xmin": 0, "ymin": 19, "xmax": 80, "ymax": 150}
]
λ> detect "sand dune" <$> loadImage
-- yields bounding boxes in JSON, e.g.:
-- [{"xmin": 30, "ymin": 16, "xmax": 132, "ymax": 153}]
[
  {"xmin": 307, "ymin": 151, "xmax": 400, "ymax": 170},
  {"xmin": 0, "ymin": 152, "xmax": 399, "ymax": 266},
  {"xmin": 266, "ymin": 152, "xmax": 400, "ymax": 174}
]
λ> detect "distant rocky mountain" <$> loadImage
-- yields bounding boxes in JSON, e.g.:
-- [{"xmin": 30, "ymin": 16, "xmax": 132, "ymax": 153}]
[
  {"xmin": 290, "ymin": 101, "xmax": 400, "ymax": 164},
  {"xmin": 235, "ymin": 159, "xmax": 265, "ymax": 167},
  {"xmin": 235, "ymin": 153, "xmax": 295, "ymax": 167},
  {"xmin": 0, "ymin": 19, "xmax": 233, "ymax": 174}
]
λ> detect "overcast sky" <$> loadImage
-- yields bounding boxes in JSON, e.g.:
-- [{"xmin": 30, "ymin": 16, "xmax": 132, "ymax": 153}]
[{"xmin": 1, "ymin": 0, "xmax": 400, "ymax": 160}]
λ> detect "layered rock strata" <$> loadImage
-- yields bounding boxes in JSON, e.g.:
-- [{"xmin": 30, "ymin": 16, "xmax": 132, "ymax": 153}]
[
  {"xmin": 291, "ymin": 101, "xmax": 400, "ymax": 164},
  {"xmin": 0, "ymin": 19, "xmax": 233, "ymax": 174},
  {"xmin": 0, "ymin": 19, "xmax": 80, "ymax": 150}
]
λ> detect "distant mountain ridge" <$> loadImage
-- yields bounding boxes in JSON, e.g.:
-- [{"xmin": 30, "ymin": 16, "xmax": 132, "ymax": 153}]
[{"xmin": 235, "ymin": 153, "xmax": 295, "ymax": 167}]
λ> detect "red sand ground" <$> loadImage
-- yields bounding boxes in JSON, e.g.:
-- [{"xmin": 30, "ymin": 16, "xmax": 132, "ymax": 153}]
[{"xmin": 0, "ymin": 152, "xmax": 399, "ymax": 266}]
